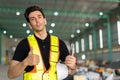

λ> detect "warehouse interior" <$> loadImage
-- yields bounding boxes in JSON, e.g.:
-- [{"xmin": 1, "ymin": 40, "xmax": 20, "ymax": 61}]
[{"xmin": 0, "ymin": 0, "xmax": 120, "ymax": 80}]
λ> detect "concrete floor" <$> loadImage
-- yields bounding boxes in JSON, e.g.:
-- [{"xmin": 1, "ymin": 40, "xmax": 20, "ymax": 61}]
[{"xmin": 0, "ymin": 64, "xmax": 23, "ymax": 80}]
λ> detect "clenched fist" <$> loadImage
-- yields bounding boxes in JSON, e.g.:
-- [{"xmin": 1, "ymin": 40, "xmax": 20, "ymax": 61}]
[{"xmin": 23, "ymin": 47, "xmax": 40, "ymax": 66}]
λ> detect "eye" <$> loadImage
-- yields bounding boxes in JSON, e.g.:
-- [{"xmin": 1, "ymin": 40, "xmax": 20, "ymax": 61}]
[
  {"xmin": 38, "ymin": 15, "xmax": 42, "ymax": 18},
  {"xmin": 30, "ymin": 17, "xmax": 35, "ymax": 21}
]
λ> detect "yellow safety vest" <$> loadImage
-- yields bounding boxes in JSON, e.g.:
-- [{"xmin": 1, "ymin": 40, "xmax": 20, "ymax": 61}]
[{"xmin": 24, "ymin": 35, "xmax": 59, "ymax": 80}]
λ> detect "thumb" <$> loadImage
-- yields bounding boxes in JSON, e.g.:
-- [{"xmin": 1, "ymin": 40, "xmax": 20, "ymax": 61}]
[
  {"xmin": 71, "ymin": 47, "xmax": 74, "ymax": 56},
  {"xmin": 71, "ymin": 44, "xmax": 74, "ymax": 56}
]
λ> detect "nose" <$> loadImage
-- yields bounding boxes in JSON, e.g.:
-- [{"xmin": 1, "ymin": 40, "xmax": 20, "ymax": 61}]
[{"xmin": 35, "ymin": 18, "xmax": 39, "ymax": 23}]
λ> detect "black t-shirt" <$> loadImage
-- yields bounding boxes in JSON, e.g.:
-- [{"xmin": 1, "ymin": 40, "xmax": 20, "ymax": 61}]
[{"xmin": 12, "ymin": 34, "xmax": 69, "ymax": 72}]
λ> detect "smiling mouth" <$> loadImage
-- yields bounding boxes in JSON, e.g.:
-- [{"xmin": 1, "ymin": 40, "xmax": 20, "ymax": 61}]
[{"xmin": 36, "ymin": 23, "xmax": 40, "ymax": 26}]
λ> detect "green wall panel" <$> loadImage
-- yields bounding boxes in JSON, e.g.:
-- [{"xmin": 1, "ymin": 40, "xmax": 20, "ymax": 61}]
[{"xmin": 0, "ymin": 30, "xmax": 2, "ymax": 64}]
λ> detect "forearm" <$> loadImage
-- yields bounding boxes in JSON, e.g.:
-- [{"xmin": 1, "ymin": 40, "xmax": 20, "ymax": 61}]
[{"xmin": 8, "ymin": 60, "xmax": 27, "ymax": 79}]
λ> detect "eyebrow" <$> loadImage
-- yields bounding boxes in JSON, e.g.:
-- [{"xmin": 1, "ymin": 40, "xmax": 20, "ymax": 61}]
[{"xmin": 29, "ymin": 14, "xmax": 42, "ymax": 19}]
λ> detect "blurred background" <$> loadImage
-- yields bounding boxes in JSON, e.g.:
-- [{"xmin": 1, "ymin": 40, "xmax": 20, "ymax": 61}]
[{"xmin": 0, "ymin": 0, "xmax": 120, "ymax": 80}]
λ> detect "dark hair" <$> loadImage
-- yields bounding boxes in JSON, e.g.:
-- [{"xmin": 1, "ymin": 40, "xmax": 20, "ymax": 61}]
[{"xmin": 24, "ymin": 6, "xmax": 45, "ymax": 22}]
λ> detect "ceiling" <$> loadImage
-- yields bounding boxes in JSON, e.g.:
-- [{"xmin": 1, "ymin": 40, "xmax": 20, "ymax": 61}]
[{"xmin": 0, "ymin": 0, "xmax": 119, "ymax": 41}]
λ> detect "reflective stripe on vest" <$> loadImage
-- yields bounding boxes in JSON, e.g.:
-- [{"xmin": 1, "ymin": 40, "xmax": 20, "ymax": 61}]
[{"xmin": 24, "ymin": 35, "xmax": 59, "ymax": 80}]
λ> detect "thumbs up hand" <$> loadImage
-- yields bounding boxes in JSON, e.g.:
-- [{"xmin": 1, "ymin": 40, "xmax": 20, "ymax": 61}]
[
  {"xmin": 23, "ymin": 47, "xmax": 40, "ymax": 66},
  {"xmin": 65, "ymin": 47, "xmax": 77, "ymax": 70}
]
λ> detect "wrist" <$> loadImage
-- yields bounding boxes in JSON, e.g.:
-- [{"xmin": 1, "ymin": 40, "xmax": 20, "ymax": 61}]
[
  {"xmin": 68, "ymin": 65, "xmax": 77, "ymax": 75},
  {"xmin": 69, "ymin": 64, "xmax": 77, "ymax": 70},
  {"xmin": 22, "ymin": 59, "xmax": 28, "ymax": 66}
]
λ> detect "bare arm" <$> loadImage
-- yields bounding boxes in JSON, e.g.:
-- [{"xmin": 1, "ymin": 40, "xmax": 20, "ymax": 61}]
[
  {"xmin": 8, "ymin": 47, "xmax": 39, "ymax": 79},
  {"xmin": 68, "ymin": 63, "xmax": 77, "ymax": 75},
  {"xmin": 7, "ymin": 60, "xmax": 27, "ymax": 79}
]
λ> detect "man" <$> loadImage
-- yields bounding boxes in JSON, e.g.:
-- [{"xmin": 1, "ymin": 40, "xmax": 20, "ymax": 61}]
[{"xmin": 8, "ymin": 5, "xmax": 77, "ymax": 80}]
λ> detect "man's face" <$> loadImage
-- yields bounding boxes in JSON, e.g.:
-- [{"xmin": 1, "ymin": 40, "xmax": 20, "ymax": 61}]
[{"xmin": 28, "ymin": 11, "xmax": 47, "ymax": 32}]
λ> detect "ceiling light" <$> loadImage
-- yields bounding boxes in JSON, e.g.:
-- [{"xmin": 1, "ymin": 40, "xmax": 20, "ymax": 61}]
[
  {"xmin": 99, "ymin": 12, "xmax": 103, "ymax": 16},
  {"xmin": 81, "ymin": 54, "xmax": 86, "ymax": 60},
  {"xmin": 12, "ymin": 46, "xmax": 16, "ymax": 51},
  {"xmin": 16, "ymin": 11, "xmax": 20, "ymax": 16},
  {"xmin": 85, "ymin": 23, "xmax": 89, "ymax": 27},
  {"xmin": 54, "ymin": 11, "xmax": 59, "ymax": 16},
  {"xmin": 22, "ymin": 23, "xmax": 27, "ymax": 27},
  {"xmin": 3, "ymin": 30, "xmax": 7, "ymax": 34},
  {"xmin": 26, "ymin": 30, "xmax": 30, "ymax": 34},
  {"xmin": 71, "ymin": 34, "xmax": 74, "ymax": 38},
  {"xmin": 14, "ymin": 38, "xmax": 18, "ymax": 42},
  {"xmin": 49, "ymin": 29, "xmax": 53, "ymax": 34},
  {"xmin": 10, "ymin": 35, "xmax": 13, "ymax": 39},
  {"xmin": 51, "ymin": 23, "xmax": 55, "ymax": 27},
  {"xmin": 76, "ymin": 29, "xmax": 80, "ymax": 33}
]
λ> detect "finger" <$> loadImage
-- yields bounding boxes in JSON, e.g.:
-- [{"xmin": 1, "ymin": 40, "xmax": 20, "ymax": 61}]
[{"xmin": 71, "ymin": 46, "xmax": 74, "ymax": 56}]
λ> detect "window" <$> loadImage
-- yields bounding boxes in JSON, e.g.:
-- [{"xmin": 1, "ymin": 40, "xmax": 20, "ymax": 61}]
[
  {"xmin": 99, "ymin": 29, "xmax": 103, "ymax": 48},
  {"xmin": 81, "ymin": 38, "xmax": 85, "ymax": 51},
  {"xmin": 75, "ymin": 41, "xmax": 79, "ymax": 53},
  {"xmin": 89, "ymin": 34, "xmax": 93, "ymax": 50},
  {"xmin": 117, "ymin": 21, "xmax": 120, "ymax": 45}
]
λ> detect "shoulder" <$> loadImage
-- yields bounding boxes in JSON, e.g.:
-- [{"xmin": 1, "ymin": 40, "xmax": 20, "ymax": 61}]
[
  {"xmin": 50, "ymin": 35, "xmax": 67, "ymax": 47},
  {"xmin": 50, "ymin": 35, "xmax": 61, "ymax": 41},
  {"xmin": 16, "ymin": 38, "xmax": 29, "ymax": 48},
  {"xmin": 59, "ymin": 38, "xmax": 66, "ymax": 46},
  {"xmin": 18, "ymin": 38, "xmax": 28, "ymax": 45},
  {"xmin": 13, "ymin": 37, "xmax": 29, "ymax": 61},
  {"xmin": 15, "ymin": 37, "xmax": 30, "ymax": 55}
]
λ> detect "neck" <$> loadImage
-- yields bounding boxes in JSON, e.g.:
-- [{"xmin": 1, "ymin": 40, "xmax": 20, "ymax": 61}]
[{"xmin": 34, "ymin": 29, "xmax": 47, "ymax": 40}]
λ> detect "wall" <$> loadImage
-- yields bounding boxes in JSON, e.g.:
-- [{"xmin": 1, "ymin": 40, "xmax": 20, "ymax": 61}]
[{"xmin": 1, "ymin": 35, "xmax": 21, "ymax": 64}]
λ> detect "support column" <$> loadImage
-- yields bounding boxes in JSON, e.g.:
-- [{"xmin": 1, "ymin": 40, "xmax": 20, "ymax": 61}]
[
  {"xmin": 79, "ymin": 38, "xmax": 81, "ymax": 55},
  {"xmin": 92, "ymin": 29, "xmax": 97, "ymax": 58},
  {"xmin": 0, "ymin": 30, "xmax": 2, "ymax": 64},
  {"xmin": 84, "ymin": 35, "xmax": 87, "ymax": 57},
  {"xmin": 107, "ymin": 17, "xmax": 112, "ymax": 62}
]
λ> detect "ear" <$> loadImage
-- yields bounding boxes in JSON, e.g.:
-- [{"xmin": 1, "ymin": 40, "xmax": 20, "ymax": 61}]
[
  {"xmin": 28, "ymin": 23, "xmax": 32, "ymax": 29},
  {"xmin": 44, "ymin": 18, "xmax": 47, "ymax": 25}
]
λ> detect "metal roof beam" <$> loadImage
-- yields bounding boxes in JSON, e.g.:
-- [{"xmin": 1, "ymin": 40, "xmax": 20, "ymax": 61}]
[
  {"xmin": 0, "ymin": 18, "xmax": 85, "ymax": 27},
  {"xmin": 99, "ymin": 0, "xmax": 120, "ymax": 2},
  {"xmin": 0, "ymin": 7, "xmax": 108, "ymax": 19}
]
